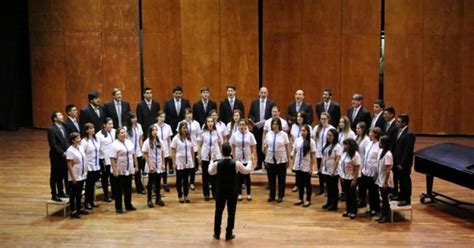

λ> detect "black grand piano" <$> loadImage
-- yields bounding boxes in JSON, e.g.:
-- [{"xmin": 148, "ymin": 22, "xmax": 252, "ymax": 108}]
[{"xmin": 414, "ymin": 143, "xmax": 474, "ymax": 208}]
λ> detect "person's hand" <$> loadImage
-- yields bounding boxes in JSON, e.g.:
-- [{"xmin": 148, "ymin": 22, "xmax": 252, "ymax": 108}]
[
  {"xmin": 149, "ymin": 166, "xmax": 156, "ymax": 173},
  {"xmin": 72, "ymin": 177, "xmax": 77, "ymax": 184},
  {"xmin": 382, "ymin": 183, "xmax": 388, "ymax": 189},
  {"xmin": 113, "ymin": 170, "xmax": 119, "ymax": 177}
]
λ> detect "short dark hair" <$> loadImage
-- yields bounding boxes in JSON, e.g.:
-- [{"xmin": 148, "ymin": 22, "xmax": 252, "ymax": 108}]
[
  {"xmin": 143, "ymin": 87, "xmax": 152, "ymax": 94},
  {"xmin": 65, "ymin": 104, "xmax": 76, "ymax": 114},
  {"xmin": 271, "ymin": 117, "xmax": 282, "ymax": 131},
  {"xmin": 374, "ymin": 99, "xmax": 385, "ymax": 108},
  {"xmin": 200, "ymin": 86, "xmax": 209, "ymax": 93},
  {"xmin": 112, "ymin": 88, "xmax": 121, "ymax": 96},
  {"xmin": 173, "ymin": 86, "xmax": 183, "ymax": 93},
  {"xmin": 399, "ymin": 114, "xmax": 410, "ymax": 125},
  {"xmin": 222, "ymin": 142, "xmax": 232, "ymax": 157},
  {"xmin": 352, "ymin": 93, "xmax": 363, "ymax": 101},
  {"xmin": 323, "ymin": 88, "xmax": 333, "ymax": 96},
  {"xmin": 88, "ymin": 91, "xmax": 99, "ymax": 102},
  {"xmin": 226, "ymin": 84, "xmax": 236, "ymax": 90},
  {"xmin": 184, "ymin": 108, "xmax": 193, "ymax": 115},
  {"xmin": 384, "ymin": 106, "xmax": 396, "ymax": 116},
  {"xmin": 50, "ymin": 111, "xmax": 60, "ymax": 123},
  {"xmin": 69, "ymin": 132, "xmax": 81, "ymax": 143}
]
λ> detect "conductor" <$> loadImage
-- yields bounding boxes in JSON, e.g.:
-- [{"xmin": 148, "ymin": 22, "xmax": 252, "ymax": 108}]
[{"xmin": 208, "ymin": 143, "xmax": 252, "ymax": 241}]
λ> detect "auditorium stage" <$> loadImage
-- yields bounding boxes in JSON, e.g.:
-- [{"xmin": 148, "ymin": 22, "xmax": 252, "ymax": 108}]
[{"xmin": 0, "ymin": 129, "xmax": 473, "ymax": 247}]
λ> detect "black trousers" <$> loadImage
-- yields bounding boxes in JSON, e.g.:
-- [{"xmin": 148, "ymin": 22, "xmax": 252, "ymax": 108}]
[
  {"xmin": 134, "ymin": 156, "xmax": 145, "ymax": 191},
  {"xmin": 201, "ymin": 161, "xmax": 216, "ymax": 197},
  {"xmin": 214, "ymin": 191, "xmax": 238, "ymax": 237},
  {"xmin": 267, "ymin": 163, "xmax": 287, "ymax": 199},
  {"xmin": 190, "ymin": 152, "xmax": 199, "ymax": 184},
  {"xmin": 392, "ymin": 167, "xmax": 400, "ymax": 196},
  {"xmin": 50, "ymin": 158, "xmax": 66, "ymax": 197},
  {"xmin": 316, "ymin": 157, "xmax": 325, "ymax": 192},
  {"xmin": 99, "ymin": 159, "xmax": 111, "ymax": 197},
  {"xmin": 358, "ymin": 175, "xmax": 368, "ymax": 204},
  {"xmin": 379, "ymin": 187, "xmax": 391, "ymax": 218},
  {"xmin": 113, "ymin": 175, "xmax": 133, "ymax": 211},
  {"xmin": 176, "ymin": 168, "xmax": 193, "ymax": 197},
  {"xmin": 397, "ymin": 168, "xmax": 412, "ymax": 203},
  {"xmin": 85, "ymin": 170, "xmax": 100, "ymax": 204},
  {"xmin": 70, "ymin": 180, "xmax": 84, "ymax": 213},
  {"xmin": 342, "ymin": 179, "xmax": 357, "ymax": 215},
  {"xmin": 295, "ymin": 171, "xmax": 312, "ymax": 202},
  {"xmin": 239, "ymin": 172, "xmax": 251, "ymax": 195},
  {"xmin": 162, "ymin": 157, "xmax": 172, "ymax": 184},
  {"xmin": 252, "ymin": 126, "xmax": 265, "ymax": 168},
  {"xmin": 324, "ymin": 174, "xmax": 339, "ymax": 208},
  {"xmin": 366, "ymin": 176, "xmax": 380, "ymax": 212},
  {"xmin": 147, "ymin": 172, "xmax": 162, "ymax": 201}
]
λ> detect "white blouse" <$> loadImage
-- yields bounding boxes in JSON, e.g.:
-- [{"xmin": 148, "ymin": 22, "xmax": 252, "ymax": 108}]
[
  {"xmin": 375, "ymin": 150, "xmax": 394, "ymax": 188},
  {"xmin": 154, "ymin": 123, "xmax": 173, "ymax": 158},
  {"xmin": 66, "ymin": 145, "xmax": 87, "ymax": 181},
  {"xmin": 361, "ymin": 141, "xmax": 380, "ymax": 177},
  {"xmin": 290, "ymin": 124, "xmax": 313, "ymax": 142},
  {"xmin": 198, "ymin": 130, "xmax": 223, "ymax": 161},
  {"xmin": 292, "ymin": 137, "xmax": 316, "ymax": 172},
  {"xmin": 313, "ymin": 125, "xmax": 335, "ymax": 158},
  {"xmin": 321, "ymin": 143, "xmax": 343, "ymax": 176},
  {"xmin": 170, "ymin": 135, "xmax": 195, "ymax": 170},
  {"xmin": 125, "ymin": 124, "xmax": 143, "ymax": 157},
  {"xmin": 142, "ymin": 138, "xmax": 164, "ymax": 173},
  {"xmin": 263, "ymin": 117, "xmax": 289, "ymax": 132},
  {"xmin": 356, "ymin": 136, "xmax": 371, "ymax": 168},
  {"xmin": 96, "ymin": 129, "xmax": 116, "ymax": 165},
  {"xmin": 229, "ymin": 130, "xmax": 257, "ymax": 162},
  {"xmin": 177, "ymin": 120, "xmax": 201, "ymax": 150},
  {"xmin": 338, "ymin": 151, "xmax": 361, "ymax": 180},
  {"xmin": 110, "ymin": 139, "xmax": 136, "ymax": 176},
  {"xmin": 224, "ymin": 122, "xmax": 239, "ymax": 138},
  {"xmin": 80, "ymin": 137, "xmax": 101, "ymax": 172},
  {"xmin": 338, "ymin": 130, "xmax": 356, "ymax": 145},
  {"xmin": 264, "ymin": 130, "xmax": 290, "ymax": 164}
]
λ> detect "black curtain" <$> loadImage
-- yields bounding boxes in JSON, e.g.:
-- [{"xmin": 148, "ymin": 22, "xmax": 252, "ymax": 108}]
[{"xmin": 0, "ymin": 0, "xmax": 32, "ymax": 130}]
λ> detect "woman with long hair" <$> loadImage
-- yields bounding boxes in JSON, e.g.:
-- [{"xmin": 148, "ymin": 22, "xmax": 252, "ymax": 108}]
[
  {"xmin": 337, "ymin": 116, "xmax": 355, "ymax": 145},
  {"xmin": 124, "ymin": 112, "xmax": 145, "ymax": 194},
  {"xmin": 96, "ymin": 117, "xmax": 115, "ymax": 202},
  {"xmin": 291, "ymin": 125, "xmax": 316, "ymax": 207},
  {"xmin": 338, "ymin": 138, "xmax": 360, "ymax": 219},
  {"xmin": 142, "ymin": 125, "xmax": 165, "ymax": 207},
  {"xmin": 224, "ymin": 109, "xmax": 242, "ymax": 142},
  {"xmin": 81, "ymin": 123, "xmax": 101, "ymax": 210},
  {"xmin": 375, "ymin": 135, "xmax": 394, "ymax": 223},
  {"xmin": 171, "ymin": 122, "xmax": 195, "ymax": 203},
  {"xmin": 198, "ymin": 116, "xmax": 223, "ymax": 201},
  {"xmin": 320, "ymin": 128, "xmax": 342, "ymax": 211},
  {"xmin": 359, "ymin": 127, "xmax": 381, "ymax": 215},
  {"xmin": 313, "ymin": 112, "xmax": 335, "ymax": 195},
  {"xmin": 208, "ymin": 109, "xmax": 226, "ymax": 139},
  {"xmin": 153, "ymin": 111, "xmax": 173, "ymax": 192},
  {"xmin": 289, "ymin": 111, "xmax": 312, "ymax": 192},
  {"xmin": 66, "ymin": 132, "xmax": 88, "ymax": 218}
]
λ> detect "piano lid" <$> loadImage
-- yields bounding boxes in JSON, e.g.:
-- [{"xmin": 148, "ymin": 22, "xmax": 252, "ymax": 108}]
[{"xmin": 415, "ymin": 143, "xmax": 474, "ymax": 173}]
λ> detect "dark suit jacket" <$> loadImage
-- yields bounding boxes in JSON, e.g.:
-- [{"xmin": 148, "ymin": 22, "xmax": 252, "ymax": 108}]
[
  {"xmin": 393, "ymin": 127, "xmax": 416, "ymax": 171},
  {"xmin": 316, "ymin": 100, "xmax": 341, "ymax": 127},
  {"xmin": 136, "ymin": 99, "xmax": 161, "ymax": 136},
  {"xmin": 163, "ymin": 98, "xmax": 191, "ymax": 134},
  {"xmin": 193, "ymin": 100, "xmax": 217, "ymax": 126},
  {"xmin": 63, "ymin": 117, "xmax": 80, "ymax": 135},
  {"xmin": 103, "ymin": 100, "xmax": 132, "ymax": 129},
  {"xmin": 347, "ymin": 107, "xmax": 372, "ymax": 132},
  {"xmin": 79, "ymin": 104, "xmax": 105, "ymax": 136},
  {"xmin": 248, "ymin": 98, "xmax": 276, "ymax": 124},
  {"xmin": 383, "ymin": 120, "xmax": 398, "ymax": 153},
  {"xmin": 47, "ymin": 124, "xmax": 69, "ymax": 165},
  {"xmin": 287, "ymin": 101, "xmax": 313, "ymax": 126},
  {"xmin": 219, "ymin": 98, "xmax": 245, "ymax": 124},
  {"xmin": 371, "ymin": 113, "xmax": 386, "ymax": 130}
]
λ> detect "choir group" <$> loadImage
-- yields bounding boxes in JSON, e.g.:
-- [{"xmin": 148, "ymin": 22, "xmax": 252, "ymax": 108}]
[{"xmin": 47, "ymin": 85, "xmax": 415, "ymax": 224}]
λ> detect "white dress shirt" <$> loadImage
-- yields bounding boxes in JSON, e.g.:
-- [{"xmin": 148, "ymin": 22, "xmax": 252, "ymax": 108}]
[
  {"xmin": 142, "ymin": 138, "xmax": 164, "ymax": 173},
  {"xmin": 154, "ymin": 123, "xmax": 173, "ymax": 158},
  {"xmin": 170, "ymin": 136, "xmax": 195, "ymax": 170},
  {"xmin": 375, "ymin": 150, "xmax": 394, "ymax": 188},
  {"xmin": 110, "ymin": 139, "xmax": 136, "ymax": 176},
  {"xmin": 292, "ymin": 137, "xmax": 316, "ymax": 172},
  {"xmin": 321, "ymin": 144, "xmax": 343, "ymax": 176},
  {"xmin": 229, "ymin": 130, "xmax": 257, "ymax": 162},
  {"xmin": 198, "ymin": 130, "xmax": 223, "ymax": 161},
  {"xmin": 264, "ymin": 130, "xmax": 290, "ymax": 164},
  {"xmin": 96, "ymin": 129, "xmax": 116, "ymax": 165},
  {"xmin": 81, "ymin": 137, "xmax": 101, "ymax": 172},
  {"xmin": 66, "ymin": 145, "xmax": 88, "ymax": 181},
  {"xmin": 338, "ymin": 151, "xmax": 361, "ymax": 180}
]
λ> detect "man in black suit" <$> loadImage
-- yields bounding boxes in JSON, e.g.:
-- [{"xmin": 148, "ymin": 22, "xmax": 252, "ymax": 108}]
[
  {"xmin": 219, "ymin": 84, "xmax": 245, "ymax": 124},
  {"xmin": 47, "ymin": 111, "xmax": 69, "ymax": 202},
  {"xmin": 382, "ymin": 107, "xmax": 398, "ymax": 146},
  {"xmin": 248, "ymin": 87, "xmax": 276, "ymax": 170},
  {"xmin": 393, "ymin": 114, "xmax": 416, "ymax": 206},
  {"xmin": 193, "ymin": 86, "xmax": 217, "ymax": 127},
  {"xmin": 347, "ymin": 93, "xmax": 372, "ymax": 132},
  {"xmin": 79, "ymin": 91, "xmax": 105, "ymax": 136},
  {"xmin": 136, "ymin": 87, "xmax": 160, "ymax": 139},
  {"xmin": 103, "ymin": 88, "xmax": 131, "ymax": 129},
  {"xmin": 316, "ymin": 88, "xmax": 341, "ymax": 127},
  {"xmin": 370, "ymin": 99, "xmax": 386, "ymax": 129},
  {"xmin": 287, "ymin": 89, "xmax": 313, "ymax": 126},
  {"xmin": 163, "ymin": 86, "xmax": 190, "ymax": 134},
  {"xmin": 64, "ymin": 104, "xmax": 80, "ymax": 135}
]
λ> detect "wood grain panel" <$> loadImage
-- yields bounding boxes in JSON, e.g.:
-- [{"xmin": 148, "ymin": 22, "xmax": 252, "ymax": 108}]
[
  {"xmin": 220, "ymin": 0, "xmax": 259, "ymax": 111},
  {"xmin": 63, "ymin": 0, "xmax": 101, "ymax": 32},
  {"xmin": 302, "ymin": 0, "xmax": 342, "ymax": 113},
  {"xmin": 465, "ymin": 0, "xmax": 474, "ymax": 35},
  {"xmin": 29, "ymin": 0, "xmax": 64, "ymax": 32},
  {"xmin": 461, "ymin": 35, "xmax": 474, "ymax": 134},
  {"xmin": 141, "ymin": 0, "xmax": 182, "ymax": 103},
  {"xmin": 64, "ymin": 32, "xmax": 103, "ymax": 109},
  {"xmin": 424, "ymin": 0, "xmax": 463, "ymax": 35},
  {"xmin": 384, "ymin": 0, "xmax": 424, "ymax": 132},
  {"xmin": 263, "ymin": 0, "xmax": 302, "ymax": 117},
  {"xmin": 30, "ymin": 32, "xmax": 66, "ymax": 128},
  {"xmin": 340, "ymin": 0, "xmax": 380, "ymax": 116},
  {"xmin": 102, "ymin": 0, "xmax": 138, "ymax": 32}
]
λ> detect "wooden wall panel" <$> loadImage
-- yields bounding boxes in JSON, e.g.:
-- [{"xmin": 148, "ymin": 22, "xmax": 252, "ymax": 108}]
[
  {"xmin": 461, "ymin": 35, "xmax": 474, "ymax": 134},
  {"xmin": 181, "ymin": 0, "xmax": 220, "ymax": 104},
  {"xmin": 29, "ymin": 0, "xmax": 66, "ymax": 128},
  {"xmin": 384, "ymin": 0, "xmax": 423, "ymax": 132},
  {"xmin": 263, "ymin": 0, "xmax": 302, "ymax": 117},
  {"xmin": 220, "ymin": 0, "xmax": 259, "ymax": 112},
  {"xmin": 63, "ymin": 0, "xmax": 101, "ymax": 32},
  {"xmin": 142, "ymin": 0, "xmax": 182, "ymax": 103},
  {"xmin": 302, "ymin": 0, "xmax": 342, "ymax": 119},
  {"xmin": 421, "ymin": 0, "xmax": 463, "ymax": 134},
  {"xmin": 340, "ymin": 0, "xmax": 380, "ymax": 115}
]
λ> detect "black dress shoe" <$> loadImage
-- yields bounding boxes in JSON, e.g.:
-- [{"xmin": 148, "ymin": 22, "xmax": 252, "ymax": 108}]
[
  {"xmin": 104, "ymin": 195, "xmax": 112, "ymax": 202},
  {"xmin": 277, "ymin": 198, "xmax": 283, "ymax": 203},
  {"xmin": 126, "ymin": 206, "xmax": 137, "ymax": 211},
  {"xmin": 294, "ymin": 200, "xmax": 303, "ymax": 206},
  {"xmin": 91, "ymin": 202, "xmax": 99, "ymax": 208},
  {"xmin": 357, "ymin": 202, "xmax": 367, "ymax": 208},
  {"xmin": 204, "ymin": 196, "xmax": 210, "ymax": 201},
  {"xmin": 342, "ymin": 212, "xmax": 350, "ymax": 217},
  {"xmin": 327, "ymin": 206, "xmax": 338, "ymax": 211},
  {"xmin": 321, "ymin": 203, "xmax": 330, "ymax": 209},
  {"xmin": 116, "ymin": 209, "xmax": 124, "ymax": 214},
  {"xmin": 138, "ymin": 190, "xmax": 146, "ymax": 195},
  {"xmin": 51, "ymin": 196, "xmax": 62, "ymax": 202},
  {"xmin": 378, "ymin": 217, "xmax": 390, "ymax": 223},
  {"xmin": 58, "ymin": 193, "xmax": 68, "ymax": 198},
  {"xmin": 156, "ymin": 199, "xmax": 165, "ymax": 206},
  {"xmin": 397, "ymin": 201, "xmax": 410, "ymax": 206},
  {"xmin": 184, "ymin": 197, "xmax": 191, "ymax": 203},
  {"xmin": 79, "ymin": 209, "xmax": 89, "ymax": 215},
  {"xmin": 316, "ymin": 190, "xmax": 324, "ymax": 195},
  {"xmin": 163, "ymin": 184, "xmax": 170, "ymax": 192},
  {"xmin": 225, "ymin": 234, "xmax": 235, "ymax": 241},
  {"xmin": 303, "ymin": 202, "xmax": 311, "ymax": 207},
  {"xmin": 70, "ymin": 212, "xmax": 81, "ymax": 219},
  {"xmin": 267, "ymin": 198, "xmax": 275, "ymax": 202},
  {"xmin": 147, "ymin": 200, "xmax": 154, "ymax": 208},
  {"xmin": 213, "ymin": 234, "xmax": 220, "ymax": 240},
  {"xmin": 349, "ymin": 214, "xmax": 357, "ymax": 219},
  {"xmin": 179, "ymin": 198, "xmax": 185, "ymax": 203},
  {"xmin": 85, "ymin": 203, "xmax": 93, "ymax": 210}
]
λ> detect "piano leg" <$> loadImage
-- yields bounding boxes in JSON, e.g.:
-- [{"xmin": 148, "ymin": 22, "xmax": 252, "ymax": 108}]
[{"xmin": 420, "ymin": 175, "xmax": 434, "ymax": 203}]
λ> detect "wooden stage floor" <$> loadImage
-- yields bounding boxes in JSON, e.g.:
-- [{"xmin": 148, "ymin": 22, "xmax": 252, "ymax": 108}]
[{"xmin": 0, "ymin": 129, "xmax": 473, "ymax": 247}]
